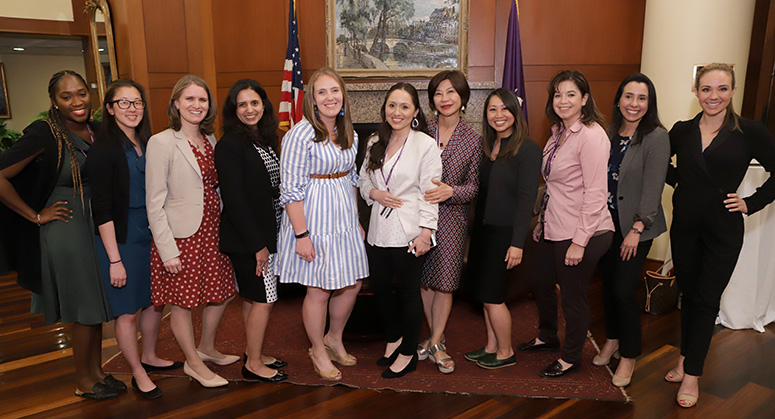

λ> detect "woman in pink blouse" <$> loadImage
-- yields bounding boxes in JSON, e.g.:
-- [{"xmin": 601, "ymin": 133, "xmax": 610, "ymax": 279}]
[{"xmin": 517, "ymin": 70, "xmax": 614, "ymax": 378}]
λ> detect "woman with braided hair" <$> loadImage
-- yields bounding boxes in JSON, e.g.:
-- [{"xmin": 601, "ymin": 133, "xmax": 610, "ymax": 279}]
[{"xmin": 0, "ymin": 70, "xmax": 117, "ymax": 400}]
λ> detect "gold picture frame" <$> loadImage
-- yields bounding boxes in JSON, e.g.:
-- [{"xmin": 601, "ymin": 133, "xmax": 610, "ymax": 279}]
[
  {"xmin": 325, "ymin": 0, "xmax": 469, "ymax": 78},
  {"xmin": 0, "ymin": 63, "xmax": 10, "ymax": 119}
]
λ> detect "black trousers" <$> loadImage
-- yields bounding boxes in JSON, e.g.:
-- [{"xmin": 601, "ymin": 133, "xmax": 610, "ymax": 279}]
[
  {"xmin": 368, "ymin": 245, "xmax": 425, "ymax": 356},
  {"xmin": 671, "ymin": 211, "xmax": 743, "ymax": 376},
  {"xmin": 530, "ymin": 232, "xmax": 613, "ymax": 365},
  {"xmin": 598, "ymin": 211, "xmax": 652, "ymax": 358}
]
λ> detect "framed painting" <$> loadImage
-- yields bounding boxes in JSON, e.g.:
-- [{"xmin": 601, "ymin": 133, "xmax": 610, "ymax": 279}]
[
  {"xmin": 0, "ymin": 63, "xmax": 10, "ymax": 119},
  {"xmin": 326, "ymin": 0, "xmax": 469, "ymax": 78}
]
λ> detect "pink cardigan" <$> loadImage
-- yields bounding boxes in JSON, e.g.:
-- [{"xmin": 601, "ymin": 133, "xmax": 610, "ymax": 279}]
[{"xmin": 542, "ymin": 120, "xmax": 614, "ymax": 246}]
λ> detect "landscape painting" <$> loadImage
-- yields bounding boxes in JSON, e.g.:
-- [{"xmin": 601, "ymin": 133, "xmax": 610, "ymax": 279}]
[{"xmin": 326, "ymin": 0, "xmax": 469, "ymax": 78}]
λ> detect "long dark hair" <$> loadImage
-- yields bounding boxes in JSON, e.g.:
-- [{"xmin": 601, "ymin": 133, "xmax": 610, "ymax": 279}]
[
  {"xmin": 97, "ymin": 79, "xmax": 151, "ymax": 148},
  {"xmin": 47, "ymin": 70, "xmax": 91, "ymax": 211},
  {"xmin": 610, "ymin": 73, "xmax": 664, "ymax": 146},
  {"xmin": 365, "ymin": 83, "xmax": 429, "ymax": 171},
  {"xmin": 301, "ymin": 67, "xmax": 355, "ymax": 149},
  {"xmin": 545, "ymin": 70, "xmax": 605, "ymax": 128},
  {"xmin": 482, "ymin": 88, "xmax": 528, "ymax": 159},
  {"xmin": 222, "ymin": 79, "xmax": 279, "ymax": 150},
  {"xmin": 167, "ymin": 74, "xmax": 217, "ymax": 135}
]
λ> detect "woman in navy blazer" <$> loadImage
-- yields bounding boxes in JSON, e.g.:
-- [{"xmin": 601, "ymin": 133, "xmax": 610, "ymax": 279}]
[
  {"xmin": 215, "ymin": 79, "xmax": 288, "ymax": 383},
  {"xmin": 666, "ymin": 63, "xmax": 775, "ymax": 408},
  {"xmin": 595, "ymin": 73, "xmax": 670, "ymax": 388}
]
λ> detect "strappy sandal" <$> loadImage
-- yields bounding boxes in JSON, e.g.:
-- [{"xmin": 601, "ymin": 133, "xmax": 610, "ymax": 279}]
[
  {"xmin": 665, "ymin": 368, "xmax": 684, "ymax": 383},
  {"xmin": 428, "ymin": 342, "xmax": 454, "ymax": 374},
  {"xmin": 417, "ymin": 338, "xmax": 430, "ymax": 361}
]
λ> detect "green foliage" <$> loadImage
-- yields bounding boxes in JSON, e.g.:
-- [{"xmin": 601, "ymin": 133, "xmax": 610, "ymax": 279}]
[{"xmin": 0, "ymin": 119, "xmax": 22, "ymax": 152}]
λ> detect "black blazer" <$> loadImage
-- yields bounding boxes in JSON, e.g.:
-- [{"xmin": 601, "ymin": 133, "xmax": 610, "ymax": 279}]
[
  {"xmin": 477, "ymin": 137, "xmax": 542, "ymax": 248},
  {"xmin": 668, "ymin": 113, "xmax": 775, "ymax": 229},
  {"xmin": 85, "ymin": 138, "xmax": 132, "ymax": 243},
  {"xmin": 214, "ymin": 132, "xmax": 279, "ymax": 254}
]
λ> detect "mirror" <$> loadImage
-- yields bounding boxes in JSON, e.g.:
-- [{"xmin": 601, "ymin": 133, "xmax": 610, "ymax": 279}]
[{"xmin": 85, "ymin": 0, "xmax": 118, "ymax": 104}]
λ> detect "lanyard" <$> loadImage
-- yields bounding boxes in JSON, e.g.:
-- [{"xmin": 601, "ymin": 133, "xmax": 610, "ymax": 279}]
[
  {"xmin": 542, "ymin": 126, "xmax": 565, "ymax": 179},
  {"xmin": 380, "ymin": 137, "xmax": 407, "ymax": 193}
]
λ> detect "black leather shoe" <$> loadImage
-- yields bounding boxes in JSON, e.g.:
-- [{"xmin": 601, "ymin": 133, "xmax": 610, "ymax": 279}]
[
  {"xmin": 376, "ymin": 348, "xmax": 400, "ymax": 366},
  {"xmin": 539, "ymin": 360, "xmax": 579, "ymax": 378},
  {"xmin": 102, "ymin": 374, "xmax": 127, "ymax": 392},
  {"xmin": 381, "ymin": 353, "xmax": 418, "ymax": 379},
  {"xmin": 141, "ymin": 361, "xmax": 184, "ymax": 373},
  {"xmin": 243, "ymin": 353, "xmax": 289, "ymax": 369},
  {"xmin": 517, "ymin": 338, "xmax": 560, "ymax": 353},
  {"xmin": 476, "ymin": 353, "xmax": 517, "ymax": 369},
  {"xmin": 131, "ymin": 377, "xmax": 162, "ymax": 399},
  {"xmin": 241, "ymin": 366, "xmax": 289, "ymax": 383},
  {"xmin": 74, "ymin": 382, "xmax": 119, "ymax": 400}
]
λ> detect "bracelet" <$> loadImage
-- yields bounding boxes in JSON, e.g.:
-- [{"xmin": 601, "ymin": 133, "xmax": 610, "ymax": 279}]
[
  {"xmin": 295, "ymin": 230, "xmax": 310, "ymax": 239},
  {"xmin": 418, "ymin": 237, "xmax": 431, "ymax": 246},
  {"xmin": 35, "ymin": 213, "xmax": 41, "ymax": 227},
  {"xmin": 109, "ymin": 259, "xmax": 122, "ymax": 264}
]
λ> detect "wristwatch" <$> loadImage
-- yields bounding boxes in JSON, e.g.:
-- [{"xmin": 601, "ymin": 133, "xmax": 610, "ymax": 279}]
[{"xmin": 631, "ymin": 227, "xmax": 642, "ymax": 234}]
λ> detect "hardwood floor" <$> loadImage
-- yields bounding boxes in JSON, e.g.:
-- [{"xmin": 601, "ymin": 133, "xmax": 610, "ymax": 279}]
[{"xmin": 1, "ymin": 270, "xmax": 773, "ymax": 419}]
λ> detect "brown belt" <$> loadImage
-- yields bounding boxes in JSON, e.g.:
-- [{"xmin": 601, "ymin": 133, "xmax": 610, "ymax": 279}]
[{"xmin": 310, "ymin": 171, "xmax": 348, "ymax": 179}]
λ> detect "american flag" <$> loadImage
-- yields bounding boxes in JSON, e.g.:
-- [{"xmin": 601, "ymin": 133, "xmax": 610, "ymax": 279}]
[{"xmin": 279, "ymin": 0, "xmax": 304, "ymax": 131}]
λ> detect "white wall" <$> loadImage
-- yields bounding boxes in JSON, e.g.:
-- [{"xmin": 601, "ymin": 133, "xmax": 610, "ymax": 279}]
[
  {"xmin": 0, "ymin": 0, "xmax": 74, "ymax": 21},
  {"xmin": 1, "ymin": 54, "xmax": 87, "ymax": 132},
  {"xmin": 640, "ymin": 0, "xmax": 756, "ymax": 260}
]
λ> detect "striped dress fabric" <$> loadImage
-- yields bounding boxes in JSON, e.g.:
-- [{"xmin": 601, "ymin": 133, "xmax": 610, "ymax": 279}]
[{"xmin": 276, "ymin": 119, "xmax": 369, "ymax": 290}]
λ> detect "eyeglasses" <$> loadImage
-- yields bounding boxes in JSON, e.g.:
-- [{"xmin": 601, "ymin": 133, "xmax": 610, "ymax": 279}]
[{"xmin": 111, "ymin": 99, "xmax": 146, "ymax": 109}]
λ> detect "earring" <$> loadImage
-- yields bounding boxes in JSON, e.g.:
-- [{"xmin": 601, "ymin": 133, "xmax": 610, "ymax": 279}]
[
  {"xmin": 339, "ymin": 105, "xmax": 345, "ymax": 117},
  {"xmin": 411, "ymin": 117, "xmax": 419, "ymax": 129},
  {"xmin": 433, "ymin": 110, "xmax": 438, "ymax": 116},
  {"xmin": 314, "ymin": 104, "xmax": 319, "ymax": 119},
  {"xmin": 461, "ymin": 105, "xmax": 466, "ymax": 113}
]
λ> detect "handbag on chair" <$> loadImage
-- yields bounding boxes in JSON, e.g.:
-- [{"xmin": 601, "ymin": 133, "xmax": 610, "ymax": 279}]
[{"xmin": 638, "ymin": 259, "xmax": 679, "ymax": 315}]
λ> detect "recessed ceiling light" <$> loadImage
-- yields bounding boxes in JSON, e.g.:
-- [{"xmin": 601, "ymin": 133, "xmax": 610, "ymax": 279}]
[
  {"xmin": 13, "ymin": 47, "xmax": 25, "ymax": 51},
  {"xmin": 98, "ymin": 48, "xmax": 104, "ymax": 52}
]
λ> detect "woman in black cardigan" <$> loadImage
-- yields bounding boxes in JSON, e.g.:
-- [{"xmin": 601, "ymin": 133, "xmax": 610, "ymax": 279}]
[
  {"xmin": 86, "ymin": 79, "xmax": 181, "ymax": 399},
  {"xmin": 464, "ymin": 88, "xmax": 541, "ymax": 370},
  {"xmin": 215, "ymin": 79, "xmax": 288, "ymax": 383},
  {"xmin": 666, "ymin": 63, "xmax": 775, "ymax": 408}
]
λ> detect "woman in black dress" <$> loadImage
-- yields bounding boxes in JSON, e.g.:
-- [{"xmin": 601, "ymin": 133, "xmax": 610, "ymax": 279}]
[
  {"xmin": 215, "ymin": 79, "xmax": 288, "ymax": 383},
  {"xmin": 464, "ymin": 88, "xmax": 541, "ymax": 370},
  {"xmin": 0, "ymin": 71, "xmax": 117, "ymax": 400},
  {"xmin": 666, "ymin": 63, "xmax": 775, "ymax": 408}
]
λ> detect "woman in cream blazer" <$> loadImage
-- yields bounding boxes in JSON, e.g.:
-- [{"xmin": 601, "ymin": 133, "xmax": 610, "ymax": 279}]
[
  {"xmin": 359, "ymin": 83, "xmax": 442, "ymax": 379},
  {"xmin": 145, "ymin": 75, "xmax": 237, "ymax": 388}
]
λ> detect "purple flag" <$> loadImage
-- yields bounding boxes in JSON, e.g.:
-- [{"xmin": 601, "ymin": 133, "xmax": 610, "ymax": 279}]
[{"xmin": 502, "ymin": 0, "xmax": 528, "ymax": 122}]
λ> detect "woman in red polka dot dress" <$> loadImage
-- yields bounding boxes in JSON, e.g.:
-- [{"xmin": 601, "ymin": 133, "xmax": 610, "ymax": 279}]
[{"xmin": 146, "ymin": 75, "xmax": 237, "ymax": 388}]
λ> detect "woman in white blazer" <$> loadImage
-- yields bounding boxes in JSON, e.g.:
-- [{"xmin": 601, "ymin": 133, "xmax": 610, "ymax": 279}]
[
  {"xmin": 359, "ymin": 83, "xmax": 442, "ymax": 379},
  {"xmin": 146, "ymin": 75, "xmax": 237, "ymax": 388}
]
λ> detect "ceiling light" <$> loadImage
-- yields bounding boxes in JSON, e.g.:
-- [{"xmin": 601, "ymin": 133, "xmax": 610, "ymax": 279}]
[
  {"xmin": 13, "ymin": 47, "xmax": 25, "ymax": 51},
  {"xmin": 98, "ymin": 48, "xmax": 104, "ymax": 52}
]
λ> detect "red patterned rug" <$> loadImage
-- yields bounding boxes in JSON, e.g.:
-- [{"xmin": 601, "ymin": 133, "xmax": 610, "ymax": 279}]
[{"xmin": 104, "ymin": 294, "xmax": 628, "ymax": 402}]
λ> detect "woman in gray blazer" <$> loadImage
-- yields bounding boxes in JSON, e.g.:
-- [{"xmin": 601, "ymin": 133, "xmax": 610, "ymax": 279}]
[{"xmin": 595, "ymin": 73, "xmax": 670, "ymax": 387}]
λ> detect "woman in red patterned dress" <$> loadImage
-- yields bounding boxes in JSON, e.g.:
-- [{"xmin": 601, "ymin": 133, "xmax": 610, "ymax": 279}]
[
  {"xmin": 146, "ymin": 75, "xmax": 237, "ymax": 388},
  {"xmin": 419, "ymin": 70, "xmax": 482, "ymax": 373}
]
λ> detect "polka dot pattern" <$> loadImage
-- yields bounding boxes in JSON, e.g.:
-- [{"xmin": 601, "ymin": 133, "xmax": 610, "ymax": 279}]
[{"xmin": 151, "ymin": 139, "xmax": 236, "ymax": 308}]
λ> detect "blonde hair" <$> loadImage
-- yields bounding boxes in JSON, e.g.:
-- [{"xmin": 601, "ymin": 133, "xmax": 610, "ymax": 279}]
[
  {"xmin": 301, "ymin": 67, "xmax": 354, "ymax": 149},
  {"xmin": 167, "ymin": 75, "xmax": 217, "ymax": 135},
  {"xmin": 694, "ymin": 63, "xmax": 740, "ymax": 132}
]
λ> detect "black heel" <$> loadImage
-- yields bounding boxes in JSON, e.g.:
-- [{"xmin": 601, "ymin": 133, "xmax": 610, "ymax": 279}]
[
  {"xmin": 376, "ymin": 347, "xmax": 401, "ymax": 366},
  {"xmin": 382, "ymin": 353, "xmax": 418, "ymax": 379}
]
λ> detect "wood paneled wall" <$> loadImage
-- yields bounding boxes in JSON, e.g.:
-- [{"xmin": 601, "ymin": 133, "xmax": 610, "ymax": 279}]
[{"xmin": 111, "ymin": 0, "xmax": 646, "ymax": 141}]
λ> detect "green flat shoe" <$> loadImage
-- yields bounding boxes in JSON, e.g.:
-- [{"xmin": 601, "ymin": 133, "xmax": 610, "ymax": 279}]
[
  {"xmin": 464, "ymin": 347, "xmax": 494, "ymax": 362},
  {"xmin": 476, "ymin": 352, "xmax": 517, "ymax": 369}
]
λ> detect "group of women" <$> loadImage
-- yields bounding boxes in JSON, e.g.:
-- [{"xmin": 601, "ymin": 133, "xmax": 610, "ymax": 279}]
[{"xmin": 1, "ymin": 62, "xmax": 773, "ymax": 409}]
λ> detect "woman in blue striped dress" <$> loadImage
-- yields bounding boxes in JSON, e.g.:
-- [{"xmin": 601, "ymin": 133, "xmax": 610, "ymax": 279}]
[{"xmin": 277, "ymin": 67, "xmax": 369, "ymax": 381}]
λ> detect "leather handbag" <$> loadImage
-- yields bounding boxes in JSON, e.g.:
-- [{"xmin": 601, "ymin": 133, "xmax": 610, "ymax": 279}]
[{"xmin": 638, "ymin": 259, "xmax": 679, "ymax": 315}]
